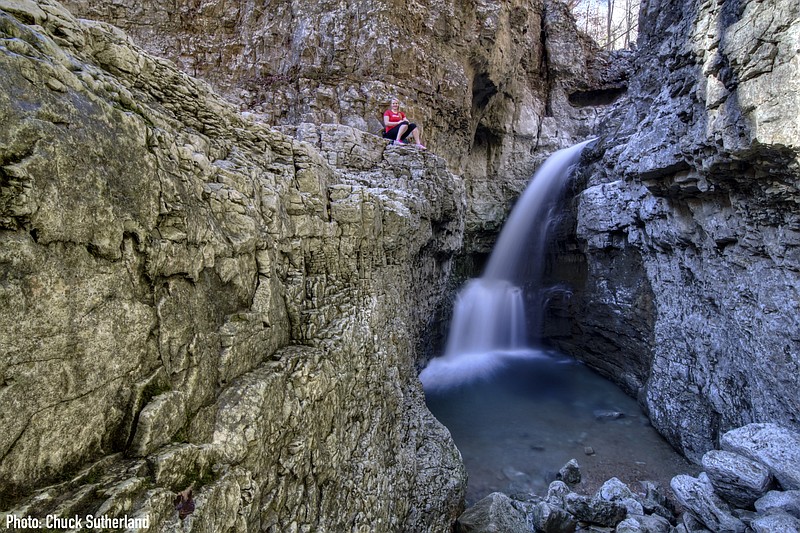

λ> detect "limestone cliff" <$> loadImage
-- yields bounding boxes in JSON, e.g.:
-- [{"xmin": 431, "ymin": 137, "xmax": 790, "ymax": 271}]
[
  {"xmin": 59, "ymin": 0, "xmax": 625, "ymax": 252},
  {"xmin": 550, "ymin": 0, "xmax": 800, "ymax": 462},
  {"xmin": 0, "ymin": 1, "xmax": 466, "ymax": 530}
]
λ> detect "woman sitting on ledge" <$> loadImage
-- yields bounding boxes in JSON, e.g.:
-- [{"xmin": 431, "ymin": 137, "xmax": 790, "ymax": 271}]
[{"xmin": 383, "ymin": 97, "xmax": 426, "ymax": 149}]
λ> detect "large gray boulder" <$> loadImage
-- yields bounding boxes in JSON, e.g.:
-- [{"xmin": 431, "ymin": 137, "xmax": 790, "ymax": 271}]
[
  {"xmin": 563, "ymin": 491, "xmax": 627, "ymax": 527},
  {"xmin": 754, "ymin": 490, "xmax": 800, "ymax": 518},
  {"xmin": 530, "ymin": 501, "xmax": 577, "ymax": 533},
  {"xmin": 616, "ymin": 513, "xmax": 672, "ymax": 533},
  {"xmin": 455, "ymin": 492, "xmax": 530, "ymax": 533},
  {"xmin": 750, "ymin": 511, "xmax": 800, "ymax": 533},
  {"xmin": 721, "ymin": 423, "xmax": 800, "ymax": 491},
  {"xmin": 670, "ymin": 473, "xmax": 746, "ymax": 533},
  {"xmin": 597, "ymin": 477, "xmax": 644, "ymax": 516},
  {"xmin": 701, "ymin": 449, "xmax": 773, "ymax": 508}
]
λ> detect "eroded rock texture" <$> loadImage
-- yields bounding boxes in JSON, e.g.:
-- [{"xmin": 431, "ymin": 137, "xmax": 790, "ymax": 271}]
[
  {"xmin": 0, "ymin": 1, "xmax": 466, "ymax": 529},
  {"xmin": 58, "ymin": 0, "xmax": 626, "ymax": 253},
  {"xmin": 551, "ymin": 0, "xmax": 800, "ymax": 462}
]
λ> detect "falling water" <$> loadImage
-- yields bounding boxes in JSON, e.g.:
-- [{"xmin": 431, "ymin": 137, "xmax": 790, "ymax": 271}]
[
  {"xmin": 420, "ymin": 139, "xmax": 594, "ymax": 392},
  {"xmin": 420, "ymin": 139, "xmax": 696, "ymax": 504}
]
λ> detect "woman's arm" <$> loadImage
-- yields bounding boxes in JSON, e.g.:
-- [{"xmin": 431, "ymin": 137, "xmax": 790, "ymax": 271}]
[{"xmin": 384, "ymin": 112, "xmax": 408, "ymax": 128}]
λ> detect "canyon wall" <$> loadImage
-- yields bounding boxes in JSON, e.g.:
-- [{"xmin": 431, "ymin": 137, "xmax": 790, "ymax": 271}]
[
  {"xmin": 0, "ymin": 1, "xmax": 466, "ymax": 529},
  {"xmin": 550, "ymin": 0, "xmax": 800, "ymax": 462},
  {"xmin": 59, "ymin": 0, "xmax": 625, "ymax": 253},
  {"xmin": 11, "ymin": 0, "xmax": 792, "ymax": 526},
  {"xmin": 51, "ymin": 0, "xmax": 799, "ymax": 479}
]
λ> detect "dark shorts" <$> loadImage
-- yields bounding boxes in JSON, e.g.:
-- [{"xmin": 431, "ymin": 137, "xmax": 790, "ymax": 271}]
[{"xmin": 383, "ymin": 122, "xmax": 417, "ymax": 140}]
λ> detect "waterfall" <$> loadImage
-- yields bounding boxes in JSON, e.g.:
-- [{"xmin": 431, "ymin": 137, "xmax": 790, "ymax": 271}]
[
  {"xmin": 443, "ymin": 279, "xmax": 528, "ymax": 356},
  {"xmin": 420, "ymin": 139, "xmax": 594, "ymax": 392}
]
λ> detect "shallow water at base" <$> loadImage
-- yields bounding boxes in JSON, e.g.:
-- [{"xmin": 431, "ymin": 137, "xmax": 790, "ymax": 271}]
[{"xmin": 424, "ymin": 351, "xmax": 698, "ymax": 505}]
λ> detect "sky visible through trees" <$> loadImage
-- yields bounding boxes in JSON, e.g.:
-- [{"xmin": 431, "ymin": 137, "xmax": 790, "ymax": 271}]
[{"xmin": 566, "ymin": 0, "xmax": 641, "ymax": 50}]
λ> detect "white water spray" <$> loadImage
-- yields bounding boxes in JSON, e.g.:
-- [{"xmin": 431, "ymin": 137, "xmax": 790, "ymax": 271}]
[{"xmin": 420, "ymin": 139, "xmax": 595, "ymax": 392}]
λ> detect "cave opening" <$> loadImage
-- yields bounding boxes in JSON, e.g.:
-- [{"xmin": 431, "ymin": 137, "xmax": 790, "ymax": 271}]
[
  {"xmin": 471, "ymin": 71, "xmax": 498, "ymax": 111},
  {"xmin": 568, "ymin": 86, "xmax": 627, "ymax": 107}
]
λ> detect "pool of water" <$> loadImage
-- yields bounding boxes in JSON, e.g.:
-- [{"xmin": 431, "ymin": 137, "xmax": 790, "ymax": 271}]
[{"xmin": 424, "ymin": 351, "xmax": 698, "ymax": 505}]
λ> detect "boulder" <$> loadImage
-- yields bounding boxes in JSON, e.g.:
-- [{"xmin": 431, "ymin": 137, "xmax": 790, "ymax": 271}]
[
  {"xmin": 754, "ymin": 490, "xmax": 800, "ymax": 518},
  {"xmin": 455, "ymin": 492, "xmax": 530, "ymax": 533},
  {"xmin": 546, "ymin": 480, "xmax": 572, "ymax": 507},
  {"xmin": 701, "ymin": 449, "xmax": 773, "ymax": 508},
  {"xmin": 638, "ymin": 480, "xmax": 676, "ymax": 522},
  {"xmin": 750, "ymin": 510, "xmax": 800, "ymax": 533},
  {"xmin": 670, "ymin": 473, "xmax": 745, "ymax": 533},
  {"xmin": 616, "ymin": 513, "xmax": 672, "ymax": 533},
  {"xmin": 531, "ymin": 501, "xmax": 577, "ymax": 533},
  {"xmin": 681, "ymin": 512, "xmax": 713, "ymax": 532},
  {"xmin": 721, "ymin": 423, "xmax": 800, "ymax": 490},
  {"xmin": 564, "ymin": 491, "xmax": 627, "ymax": 527},
  {"xmin": 557, "ymin": 459, "xmax": 582, "ymax": 485},
  {"xmin": 597, "ymin": 477, "xmax": 644, "ymax": 515}
]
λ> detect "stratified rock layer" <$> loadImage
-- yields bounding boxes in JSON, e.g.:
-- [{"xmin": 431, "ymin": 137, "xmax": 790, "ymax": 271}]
[
  {"xmin": 555, "ymin": 0, "xmax": 800, "ymax": 461},
  {"xmin": 0, "ymin": 1, "xmax": 466, "ymax": 530}
]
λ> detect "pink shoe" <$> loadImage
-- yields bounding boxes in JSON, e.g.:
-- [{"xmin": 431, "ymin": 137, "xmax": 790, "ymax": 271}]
[
  {"xmin": 415, "ymin": 143, "xmax": 427, "ymax": 150},
  {"xmin": 393, "ymin": 139, "xmax": 406, "ymax": 145}
]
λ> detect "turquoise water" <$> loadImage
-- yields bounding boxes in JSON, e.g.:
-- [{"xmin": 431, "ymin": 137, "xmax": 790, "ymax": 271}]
[{"xmin": 424, "ymin": 351, "xmax": 697, "ymax": 505}]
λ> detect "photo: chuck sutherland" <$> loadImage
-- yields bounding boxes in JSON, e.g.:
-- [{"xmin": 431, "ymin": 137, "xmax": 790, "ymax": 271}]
[{"xmin": 5, "ymin": 513, "xmax": 150, "ymax": 530}]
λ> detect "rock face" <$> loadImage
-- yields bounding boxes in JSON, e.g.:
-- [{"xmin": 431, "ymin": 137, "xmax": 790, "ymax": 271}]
[
  {"xmin": 0, "ymin": 1, "xmax": 466, "ymax": 530},
  {"xmin": 59, "ymin": 0, "xmax": 627, "ymax": 253},
  {"xmin": 550, "ymin": 0, "xmax": 800, "ymax": 461}
]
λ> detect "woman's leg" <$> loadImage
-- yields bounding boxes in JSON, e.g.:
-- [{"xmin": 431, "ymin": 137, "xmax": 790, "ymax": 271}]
[
  {"xmin": 410, "ymin": 125, "xmax": 425, "ymax": 148},
  {"xmin": 383, "ymin": 125, "xmax": 401, "ymax": 140},
  {"xmin": 399, "ymin": 124, "xmax": 416, "ymax": 141},
  {"xmin": 396, "ymin": 124, "xmax": 408, "ymax": 142}
]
